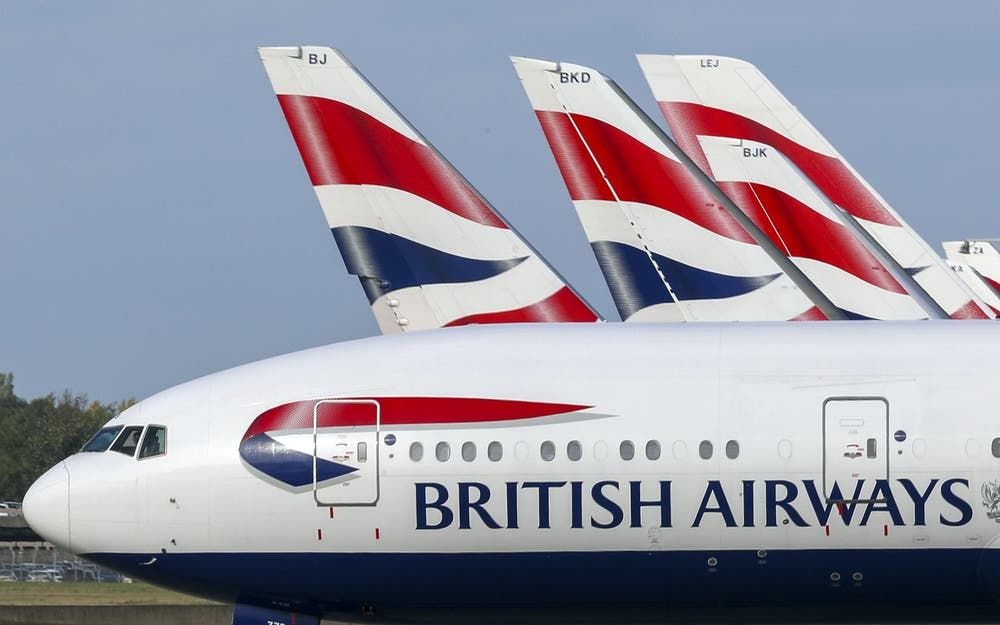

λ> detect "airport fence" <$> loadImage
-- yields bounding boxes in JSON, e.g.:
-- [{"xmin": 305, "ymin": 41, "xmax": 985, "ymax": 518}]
[{"xmin": 0, "ymin": 541, "xmax": 129, "ymax": 583}]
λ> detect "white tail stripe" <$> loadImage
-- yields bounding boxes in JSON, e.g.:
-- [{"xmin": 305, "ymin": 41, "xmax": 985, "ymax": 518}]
[
  {"xmin": 792, "ymin": 259, "xmax": 926, "ymax": 320},
  {"xmin": 315, "ymin": 185, "xmax": 527, "ymax": 261},
  {"xmin": 574, "ymin": 199, "xmax": 784, "ymax": 277},
  {"xmin": 261, "ymin": 46, "xmax": 424, "ymax": 145},
  {"xmin": 512, "ymin": 57, "xmax": 679, "ymax": 162},
  {"xmin": 637, "ymin": 55, "xmax": 837, "ymax": 158},
  {"xmin": 372, "ymin": 255, "xmax": 568, "ymax": 328},
  {"xmin": 697, "ymin": 136, "xmax": 842, "ymax": 223}
]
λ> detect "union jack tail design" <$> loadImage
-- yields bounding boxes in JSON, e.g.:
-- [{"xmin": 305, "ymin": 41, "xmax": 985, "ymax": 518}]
[
  {"xmin": 512, "ymin": 57, "xmax": 822, "ymax": 322},
  {"xmin": 943, "ymin": 241, "xmax": 1000, "ymax": 315},
  {"xmin": 638, "ymin": 54, "xmax": 992, "ymax": 320},
  {"xmin": 259, "ymin": 47, "xmax": 599, "ymax": 333}
]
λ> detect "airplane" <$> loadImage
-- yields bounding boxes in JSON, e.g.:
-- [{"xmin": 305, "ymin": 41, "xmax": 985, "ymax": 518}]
[
  {"xmin": 21, "ymin": 320, "xmax": 1000, "ymax": 624},
  {"xmin": 638, "ymin": 54, "xmax": 993, "ymax": 320},
  {"xmin": 944, "ymin": 240, "xmax": 1000, "ymax": 315},
  {"xmin": 20, "ymin": 47, "xmax": 1000, "ymax": 625},
  {"xmin": 259, "ymin": 46, "xmax": 599, "ymax": 332},
  {"xmin": 511, "ymin": 56, "xmax": 830, "ymax": 322}
]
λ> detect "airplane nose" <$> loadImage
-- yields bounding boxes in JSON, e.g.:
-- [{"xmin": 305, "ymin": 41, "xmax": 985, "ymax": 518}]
[{"xmin": 22, "ymin": 461, "xmax": 71, "ymax": 551}]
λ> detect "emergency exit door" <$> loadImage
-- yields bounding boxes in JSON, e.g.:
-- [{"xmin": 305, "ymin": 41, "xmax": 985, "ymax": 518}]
[
  {"xmin": 822, "ymin": 397, "xmax": 888, "ymax": 503},
  {"xmin": 312, "ymin": 399, "xmax": 380, "ymax": 506}
]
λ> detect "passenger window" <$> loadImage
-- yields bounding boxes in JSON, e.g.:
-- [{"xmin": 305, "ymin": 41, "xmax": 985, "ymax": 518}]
[
  {"xmin": 435, "ymin": 442, "xmax": 450, "ymax": 462},
  {"xmin": 540, "ymin": 441, "xmax": 556, "ymax": 462},
  {"xmin": 487, "ymin": 441, "xmax": 503, "ymax": 462},
  {"xmin": 567, "ymin": 440, "xmax": 582, "ymax": 461},
  {"xmin": 645, "ymin": 440, "xmax": 661, "ymax": 460},
  {"xmin": 866, "ymin": 438, "xmax": 877, "ymax": 459},
  {"xmin": 409, "ymin": 442, "xmax": 423, "ymax": 462},
  {"xmin": 778, "ymin": 439, "xmax": 792, "ymax": 459},
  {"xmin": 138, "ymin": 426, "xmax": 167, "ymax": 459},
  {"xmin": 357, "ymin": 442, "xmax": 368, "ymax": 463},
  {"xmin": 620, "ymin": 440, "xmax": 635, "ymax": 461},
  {"xmin": 992, "ymin": 438, "xmax": 1000, "ymax": 459},
  {"xmin": 110, "ymin": 426, "xmax": 144, "ymax": 457},
  {"xmin": 725, "ymin": 440, "xmax": 740, "ymax": 459},
  {"xmin": 81, "ymin": 426, "xmax": 123, "ymax": 453},
  {"xmin": 462, "ymin": 442, "xmax": 476, "ymax": 462},
  {"xmin": 672, "ymin": 440, "xmax": 687, "ymax": 460},
  {"xmin": 699, "ymin": 440, "xmax": 713, "ymax": 460}
]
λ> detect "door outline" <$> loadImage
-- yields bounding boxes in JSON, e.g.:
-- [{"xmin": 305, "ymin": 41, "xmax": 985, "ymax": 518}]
[
  {"xmin": 822, "ymin": 396, "xmax": 889, "ymax": 504},
  {"xmin": 312, "ymin": 399, "xmax": 380, "ymax": 507}
]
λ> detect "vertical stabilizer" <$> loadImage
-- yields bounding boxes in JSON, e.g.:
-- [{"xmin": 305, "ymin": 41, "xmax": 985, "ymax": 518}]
[
  {"xmin": 260, "ymin": 46, "xmax": 599, "ymax": 333},
  {"xmin": 638, "ymin": 54, "xmax": 992, "ymax": 320},
  {"xmin": 512, "ymin": 56, "xmax": 826, "ymax": 322}
]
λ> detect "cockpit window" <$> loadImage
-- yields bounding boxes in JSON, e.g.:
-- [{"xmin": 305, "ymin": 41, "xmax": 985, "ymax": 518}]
[
  {"xmin": 110, "ymin": 426, "xmax": 145, "ymax": 457},
  {"xmin": 138, "ymin": 426, "xmax": 167, "ymax": 459},
  {"xmin": 80, "ymin": 426, "xmax": 123, "ymax": 452}
]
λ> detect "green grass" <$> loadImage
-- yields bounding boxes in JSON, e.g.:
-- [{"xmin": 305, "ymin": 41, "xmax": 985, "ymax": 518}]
[{"xmin": 0, "ymin": 581, "xmax": 219, "ymax": 606}]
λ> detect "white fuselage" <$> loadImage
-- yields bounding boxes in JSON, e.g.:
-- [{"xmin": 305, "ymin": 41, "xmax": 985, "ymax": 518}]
[{"xmin": 23, "ymin": 321, "xmax": 1000, "ymax": 622}]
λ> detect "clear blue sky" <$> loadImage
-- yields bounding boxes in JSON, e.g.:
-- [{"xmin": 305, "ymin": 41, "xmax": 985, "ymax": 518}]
[{"xmin": 2, "ymin": 1, "xmax": 998, "ymax": 403}]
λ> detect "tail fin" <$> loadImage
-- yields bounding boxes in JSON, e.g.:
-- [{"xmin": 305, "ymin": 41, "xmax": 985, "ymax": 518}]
[
  {"xmin": 638, "ymin": 54, "xmax": 992, "ymax": 320},
  {"xmin": 943, "ymin": 240, "xmax": 1000, "ymax": 315},
  {"xmin": 511, "ymin": 56, "xmax": 824, "ymax": 322},
  {"xmin": 259, "ymin": 46, "xmax": 599, "ymax": 333}
]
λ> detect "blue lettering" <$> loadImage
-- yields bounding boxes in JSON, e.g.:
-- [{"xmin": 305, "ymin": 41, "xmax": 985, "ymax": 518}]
[
  {"xmin": 765, "ymin": 480, "xmax": 809, "ymax": 527},
  {"xmin": 802, "ymin": 480, "xmax": 866, "ymax": 525},
  {"xmin": 898, "ymin": 478, "xmax": 938, "ymax": 526},
  {"xmin": 591, "ymin": 481, "xmax": 624, "ymax": 529},
  {"xmin": 940, "ymin": 478, "xmax": 973, "ymax": 527},
  {"xmin": 693, "ymin": 480, "xmax": 737, "ymax": 528},
  {"xmin": 629, "ymin": 480, "xmax": 672, "ymax": 528},
  {"xmin": 522, "ymin": 481, "xmax": 567, "ymax": 529},
  {"xmin": 742, "ymin": 480, "xmax": 755, "ymax": 527},
  {"xmin": 860, "ymin": 480, "xmax": 903, "ymax": 526},
  {"xmin": 415, "ymin": 482, "xmax": 452, "ymax": 530},
  {"xmin": 505, "ymin": 481, "xmax": 519, "ymax": 529},
  {"xmin": 570, "ymin": 481, "xmax": 584, "ymax": 529},
  {"xmin": 458, "ymin": 482, "xmax": 501, "ymax": 529}
]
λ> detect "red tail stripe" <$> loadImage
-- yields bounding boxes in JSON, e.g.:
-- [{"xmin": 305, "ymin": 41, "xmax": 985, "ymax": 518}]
[
  {"xmin": 718, "ymin": 181, "xmax": 906, "ymax": 293},
  {"xmin": 949, "ymin": 299, "xmax": 991, "ymax": 320},
  {"xmin": 244, "ymin": 397, "xmax": 592, "ymax": 441},
  {"xmin": 979, "ymin": 273, "xmax": 1000, "ymax": 297},
  {"xmin": 535, "ymin": 110, "xmax": 756, "ymax": 244},
  {"xmin": 444, "ymin": 286, "xmax": 598, "ymax": 326},
  {"xmin": 658, "ymin": 102, "xmax": 901, "ymax": 228},
  {"xmin": 277, "ymin": 94, "xmax": 506, "ymax": 229},
  {"xmin": 789, "ymin": 306, "xmax": 828, "ymax": 321}
]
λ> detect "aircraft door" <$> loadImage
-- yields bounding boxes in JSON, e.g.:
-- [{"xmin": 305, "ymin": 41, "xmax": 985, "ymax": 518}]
[
  {"xmin": 312, "ymin": 399, "xmax": 380, "ymax": 506},
  {"xmin": 822, "ymin": 397, "xmax": 888, "ymax": 502}
]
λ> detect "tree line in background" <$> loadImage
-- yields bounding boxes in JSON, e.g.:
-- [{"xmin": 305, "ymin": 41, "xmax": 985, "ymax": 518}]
[{"xmin": 0, "ymin": 373, "xmax": 133, "ymax": 501}]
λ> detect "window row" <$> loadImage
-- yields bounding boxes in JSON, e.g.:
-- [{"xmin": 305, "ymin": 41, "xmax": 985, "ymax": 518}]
[
  {"xmin": 407, "ymin": 439, "xmax": 741, "ymax": 462},
  {"xmin": 81, "ymin": 424, "xmax": 168, "ymax": 460}
]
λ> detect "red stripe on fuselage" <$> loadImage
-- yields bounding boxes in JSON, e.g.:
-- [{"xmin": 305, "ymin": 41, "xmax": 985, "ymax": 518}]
[
  {"xmin": 277, "ymin": 94, "xmax": 507, "ymax": 228},
  {"xmin": 534, "ymin": 110, "xmax": 756, "ymax": 244},
  {"xmin": 658, "ymin": 102, "xmax": 901, "ymax": 228},
  {"xmin": 444, "ymin": 287, "xmax": 598, "ymax": 326},
  {"xmin": 244, "ymin": 397, "xmax": 592, "ymax": 441}
]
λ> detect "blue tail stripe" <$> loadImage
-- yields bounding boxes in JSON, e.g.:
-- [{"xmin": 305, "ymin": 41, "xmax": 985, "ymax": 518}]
[
  {"xmin": 592, "ymin": 241, "xmax": 782, "ymax": 319},
  {"xmin": 591, "ymin": 241, "xmax": 673, "ymax": 319},
  {"xmin": 331, "ymin": 226, "xmax": 527, "ymax": 302}
]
